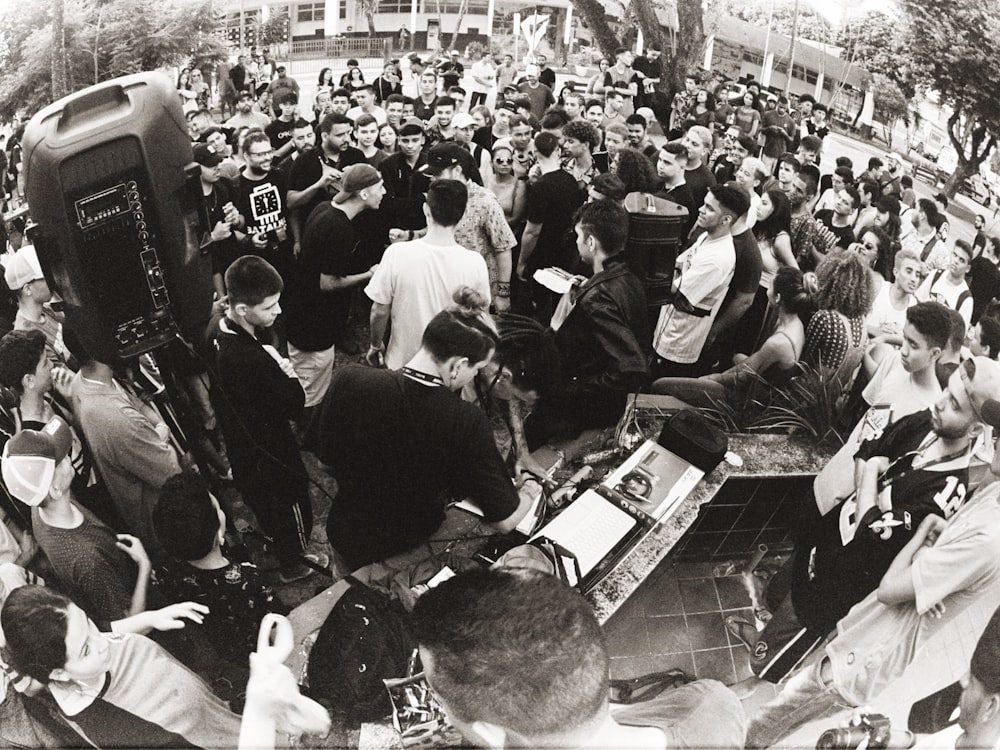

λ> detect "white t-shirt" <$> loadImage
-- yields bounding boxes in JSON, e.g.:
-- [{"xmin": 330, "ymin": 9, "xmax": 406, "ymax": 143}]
[
  {"xmin": 813, "ymin": 350, "xmax": 941, "ymax": 515},
  {"xmin": 916, "ymin": 270, "xmax": 973, "ymax": 326},
  {"xmin": 653, "ymin": 233, "xmax": 735, "ymax": 364},
  {"xmin": 365, "ymin": 238, "xmax": 491, "ymax": 369},
  {"xmin": 469, "ymin": 59, "xmax": 495, "ymax": 94},
  {"xmin": 827, "ymin": 482, "xmax": 1000, "ymax": 706},
  {"xmin": 868, "ymin": 282, "xmax": 914, "ymax": 338}
]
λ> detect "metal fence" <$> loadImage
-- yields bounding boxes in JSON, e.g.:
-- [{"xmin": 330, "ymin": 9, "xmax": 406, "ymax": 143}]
[{"xmin": 290, "ymin": 36, "xmax": 392, "ymax": 62}]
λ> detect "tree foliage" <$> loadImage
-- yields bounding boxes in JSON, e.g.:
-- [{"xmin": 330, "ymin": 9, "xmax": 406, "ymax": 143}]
[
  {"xmin": 834, "ymin": 11, "xmax": 914, "ymax": 98},
  {"xmin": 897, "ymin": 0, "xmax": 1000, "ymax": 196},
  {"xmin": 724, "ymin": 0, "xmax": 836, "ymax": 45},
  {"xmin": 869, "ymin": 73, "xmax": 910, "ymax": 149},
  {"xmin": 0, "ymin": 0, "xmax": 227, "ymax": 121},
  {"xmin": 254, "ymin": 6, "xmax": 290, "ymax": 50}
]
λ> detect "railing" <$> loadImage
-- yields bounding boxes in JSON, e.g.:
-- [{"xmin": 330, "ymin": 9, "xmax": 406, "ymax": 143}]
[{"xmin": 290, "ymin": 36, "xmax": 392, "ymax": 61}]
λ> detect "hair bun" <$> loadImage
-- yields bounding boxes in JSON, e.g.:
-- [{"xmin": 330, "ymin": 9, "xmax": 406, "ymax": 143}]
[{"xmin": 450, "ymin": 286, "xmax": 489, "ymax": 318}]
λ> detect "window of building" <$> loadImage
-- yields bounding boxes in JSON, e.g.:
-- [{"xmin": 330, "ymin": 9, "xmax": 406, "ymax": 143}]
[
  {"xmin": 340, "ymin": 0, "xmax": 347, "ymax": 19},
  {"xmin": 435, "ymin": 0, "xmax": 488, "ymax": 12},
  {"xmin": 377, "ymin": 0, "xmax": 411, "ymax": 12},
  {"xmin": 297, "ymin": 2, "xmax": 325, "ymax": 22}
]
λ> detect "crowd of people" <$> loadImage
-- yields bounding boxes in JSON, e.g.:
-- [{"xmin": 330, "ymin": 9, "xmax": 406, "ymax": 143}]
[{"xmin": 1, "ymin": 41, "xmax": 1000, "ymax": 748}]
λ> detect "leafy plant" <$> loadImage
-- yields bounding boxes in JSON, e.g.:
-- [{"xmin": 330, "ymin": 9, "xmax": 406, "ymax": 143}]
[
  {"xmin": 754, "ymin": 364, "xmax": 848, "ymax": 447},
  {"xmin": 693, "ymin": 364, "xmax": 849, "ymax": 449}
]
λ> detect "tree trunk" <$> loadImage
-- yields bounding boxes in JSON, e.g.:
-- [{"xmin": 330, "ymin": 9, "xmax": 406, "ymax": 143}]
[
  {"xmin": 448, "ymin": 0, "xmax": 469, "ymax": 51},
  {"xmin": 569, "ymin": 0, "xmax": 621, "ymax": 58},
  {"xmin": 943, "ymin": 109, "xmax": 995, "ymax": 199},
  {"xmin": 51, "ymin": 0, "xmax": 69, "ymax": 100},
  {"xmin": 669, "ymin": 0, "xmax": 704, "ymax": 98},
  {"xmin": 942, "ymin": 161, "xmax": 978, "ymax": 198}
]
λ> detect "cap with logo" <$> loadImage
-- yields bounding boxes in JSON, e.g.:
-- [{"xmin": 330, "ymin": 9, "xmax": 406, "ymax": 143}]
[
  {"xmin": 1, "ymin": 417, "xmax": 73, "ymax": 506},
  {"xmin": 452, "ymin": 113, "xmax": 476, "ymax": 129},
  {"xmin": 193, "ymin": 143, "xmax": 224, "ymax": 167},
  {"xmin": 419, "ymin": 143, "xmax": 467, "ymax": 175}
]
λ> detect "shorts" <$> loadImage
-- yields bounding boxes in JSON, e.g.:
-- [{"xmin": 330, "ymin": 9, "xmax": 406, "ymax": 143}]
[{"xmin": 288, "ymin": 343, "xmax": 336, "ymax": 407}]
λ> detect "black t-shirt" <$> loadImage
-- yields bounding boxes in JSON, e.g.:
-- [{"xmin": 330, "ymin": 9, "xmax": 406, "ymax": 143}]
[
  {"xmin": 792, "ymin": 411, "xmax": 969, "ymax": 634},
  {"xmin": 657, "ymin": 183, "xmax": 697, "ymax": 239},
  {"xmin": 413, "ymin": 96, "xmax": 437, "ymax": 122},
  {"xmin": 728, "ymin": 228, "xmax": 763, "ymax": 296},
  {"xmin": 264, "ymin": 117, "xmax": 296, "ymax": 151},
  {"xmin": 287, "ymin": 148, "xmax": 368, "ymax": 225},
  {"xmin": 815, "ymin": 209, "xmax": 856, "ymax": 249},
  {"xmin": 684, "ymin": 164, "xmax": 716, "ymax": 209},
  {"xmin": 207, "ymin": 177, "xmax": 242, "ymax": 277},
  {"xmin": 968, "ymin": 255, "xmax": 1000, "ymax": 323},
  {"xmin": 525, "ymin": 170, "xmax": 584, "ymax": 272},
  {"xmin": 318, "ymin": 366, "xmax": 519, "ymax": 568},
  {"xmin": 285, "ymin": 203, "xmax": 358, "ymax": 351},
  {"xmin": 232, "ymin": 169, "xmax": 293, "ymax": 278},
  {"xmin": 437, "ymin": 60, "xmax": 464, "ymax": 90}
]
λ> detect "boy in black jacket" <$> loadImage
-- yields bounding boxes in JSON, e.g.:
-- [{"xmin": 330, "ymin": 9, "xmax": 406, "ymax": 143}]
[{"xmin": 209, "ymin": 255, "xmax": 326, "ymax": 583}]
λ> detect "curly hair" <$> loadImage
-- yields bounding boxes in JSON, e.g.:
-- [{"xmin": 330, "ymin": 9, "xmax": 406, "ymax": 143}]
[
  {"xmin": 562, "ymin": 119, "xmax": 601, "ymax": 152},
  {"xmin": 814, "ymin": 250, "xmax": 874, "ymax": 319},
  {"xmin": 614, "ymin": 147, "xmax": 657, "ymax": 193}
]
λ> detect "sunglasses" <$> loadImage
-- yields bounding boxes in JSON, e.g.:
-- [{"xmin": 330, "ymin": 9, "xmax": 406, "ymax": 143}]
[{"xmin": 494, "ymin": 157, "xmax": 512, "ymax": 165}]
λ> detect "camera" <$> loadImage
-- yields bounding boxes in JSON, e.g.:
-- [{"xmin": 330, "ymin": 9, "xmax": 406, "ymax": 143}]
[{"xmin": 816, "ymin": 713, "xmax": 913, "ymax": 750}]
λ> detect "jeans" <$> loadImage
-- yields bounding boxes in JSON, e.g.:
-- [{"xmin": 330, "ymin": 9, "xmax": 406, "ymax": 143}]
[{"xmin": 745, "ymin": 656, "xmax": 851, "ymax": 748}]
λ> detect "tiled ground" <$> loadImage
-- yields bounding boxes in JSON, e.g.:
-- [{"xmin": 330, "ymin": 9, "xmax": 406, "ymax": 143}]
[
  {"xmin": 605, "ymin": 560, "xmax": 757, "ymax": 684},
  {"xmin": 603, "ymin": 475, "xmax": 814, "ymax": 699}
]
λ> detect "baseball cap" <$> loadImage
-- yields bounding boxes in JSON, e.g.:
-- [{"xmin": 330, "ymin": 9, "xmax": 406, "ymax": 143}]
[
  {"xmin": 498, "ymin": 100, "xmax": 518, "ymax": 113},
  {"xmin": 884, "ymin": 152, "xmax": 901, "ymax": 164},
  {"xmin": 452, "ymin": 113, "xmax": 476, "ymax": 129},
  {"xmin": 333, "ymin": 164, "xmax": 382, "ymax": 204},
  {"xmin": 276, "ymin": 65, "xmax": 287, "ymax": 72},
  {"xmin": 972, "ymin": 605, "xmax": 1000, "ymax": 694},
  {"xmin": 1, "ymin": 417, "xmax": 73, "ymax": 506},
  {"xmin": 237, "ymin": 89, "xmax": 253, "ymax": 100},
  {"xmin": 959, "ymin": 357, "xmax": 1000, "ymax": 428},
  {"xmin": 192, "ymin": 143, "xmax": 224, "ymax": 167},
  {"xmin": 399, "ymin": 117, "xmax": 425, "ymax": 136},
  {"xmin": 635, "ymin": 107, "xmax": 655, "ymax": 126},
  {"xmin": 3, "ymin": 245, "xmax": 44, "ymax": 291},
  {"xmin": 419, "ymin": 143, "xmax": 466, "ymax": 175},
  {"xmin": 525, "ymin": 64, "xmax": 540, "ymax": 77}
]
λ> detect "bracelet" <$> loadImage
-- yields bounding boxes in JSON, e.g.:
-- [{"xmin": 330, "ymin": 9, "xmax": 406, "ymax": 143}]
[
  {"xmin": 369, "ymin": 343, "xmax": 385, "ymax": 351},
  {"xmin": 496, "ymin": 282, "xmax": 511, "ymax": 297}
]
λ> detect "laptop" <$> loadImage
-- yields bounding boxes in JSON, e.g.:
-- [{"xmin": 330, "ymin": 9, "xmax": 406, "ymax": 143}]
[{"xmin": 530, "ymin": 440, "xmax": 703, "ymax": 592}]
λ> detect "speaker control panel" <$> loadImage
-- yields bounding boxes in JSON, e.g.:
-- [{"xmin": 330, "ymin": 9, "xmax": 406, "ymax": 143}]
[{"xmin": 73, "ymin": 176, "xmax": 177, "ymax": 358}]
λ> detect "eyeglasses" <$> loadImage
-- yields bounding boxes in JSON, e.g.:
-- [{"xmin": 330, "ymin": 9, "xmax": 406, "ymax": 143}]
[
  {"xmin": 494, "ymin": 157, "xmax": 512, "ymax": 165},
  {"xmin": 248, "ymin": 150, "xmax": 273, "ymax": 158}
]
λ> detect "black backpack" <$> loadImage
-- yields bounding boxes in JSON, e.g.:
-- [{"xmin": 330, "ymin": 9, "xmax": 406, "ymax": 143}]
[{"xmin": 306, "ymin": 577, "xmax": 415, "ymax": 723}]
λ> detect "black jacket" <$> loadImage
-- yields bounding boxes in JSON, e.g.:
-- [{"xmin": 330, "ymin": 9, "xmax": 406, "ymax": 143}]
[{"xmin": 555, "ymin": 255, "xmax": 651, "ymax": 398}]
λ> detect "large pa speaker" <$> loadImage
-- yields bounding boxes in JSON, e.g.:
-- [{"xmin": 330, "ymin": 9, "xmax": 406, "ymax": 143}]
[{"xmin": 22, "ymin": 72, "xmax": 213, "ymax": 364}]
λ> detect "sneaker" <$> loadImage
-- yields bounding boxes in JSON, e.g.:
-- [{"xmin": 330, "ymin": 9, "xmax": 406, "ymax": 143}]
[{"xmin": 277, "ymin": 553, "xmax": 330, "ymax": 584}]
